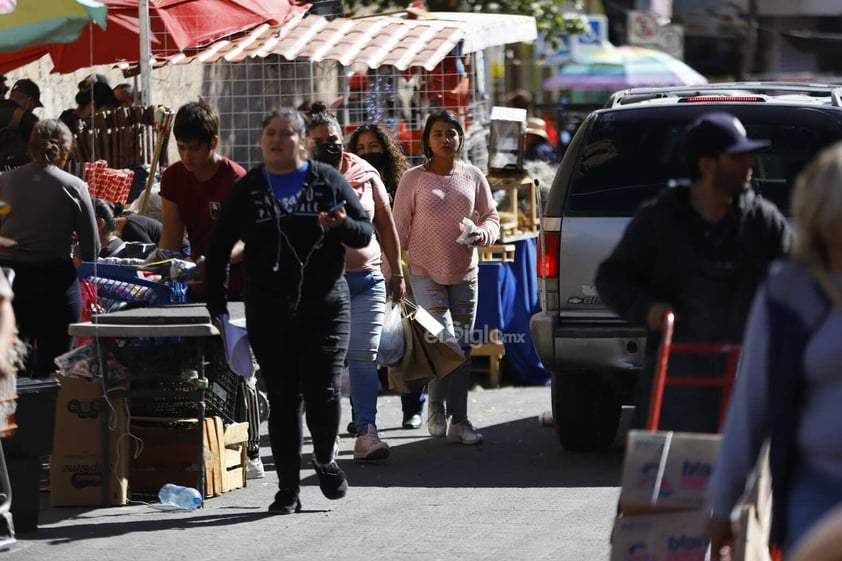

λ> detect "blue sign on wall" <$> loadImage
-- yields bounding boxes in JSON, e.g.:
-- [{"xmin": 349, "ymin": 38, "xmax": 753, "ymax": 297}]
[{"xmin": 535, "ymin": 14, "xmax": 608, "ymax": 66}]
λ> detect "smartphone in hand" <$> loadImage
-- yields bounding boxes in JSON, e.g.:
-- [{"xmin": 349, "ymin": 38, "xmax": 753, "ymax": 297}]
[{"xmin": 327, "ymin": 200, "xmax": 347, "ymax": 216}]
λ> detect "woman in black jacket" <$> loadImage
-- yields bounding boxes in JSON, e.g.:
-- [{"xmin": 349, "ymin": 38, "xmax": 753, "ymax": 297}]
[{"xmin": 205, "ymin": 108, "xmax": 372, "ymax": 514}]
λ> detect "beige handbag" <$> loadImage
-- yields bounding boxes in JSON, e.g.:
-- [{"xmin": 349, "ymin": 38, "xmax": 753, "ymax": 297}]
[{"xmin": 386, "ymin": 301, "xmax": 467, "ymax": 393}]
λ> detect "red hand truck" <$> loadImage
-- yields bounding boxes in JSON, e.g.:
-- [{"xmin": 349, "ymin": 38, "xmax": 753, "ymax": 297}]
[{"xmin": 646, "ymin": 311, "xmax": 742, "ymax": 432}]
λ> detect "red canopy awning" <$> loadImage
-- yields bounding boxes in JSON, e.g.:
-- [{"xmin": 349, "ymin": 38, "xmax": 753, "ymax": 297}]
[{"xmin": 0, "ymin": 0, "xmax": 308, "ymax": 74}]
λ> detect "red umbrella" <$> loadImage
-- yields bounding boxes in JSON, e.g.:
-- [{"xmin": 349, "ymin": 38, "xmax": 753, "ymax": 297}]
[{"xmin": 0, "ymin": 0, "xmax": 305, "ymax": 74}]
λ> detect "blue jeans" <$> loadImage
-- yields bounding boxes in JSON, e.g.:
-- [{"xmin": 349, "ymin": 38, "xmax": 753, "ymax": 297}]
[
  {"xmin": 406, "ymin": 270, "xmax": 477, "ymax": 423},
  {"xmin": 345, "ymin": 271, "xmax": 386, "ymax": 434}
]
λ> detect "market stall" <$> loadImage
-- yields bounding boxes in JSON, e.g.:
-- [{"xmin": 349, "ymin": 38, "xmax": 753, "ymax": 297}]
[
  {"xmin": 64, "ymin": 301, "xmax": 249, "ymax": 506},
  {"xmin": 155, "ymin": 9, "xmax": 537, "ymax": 170}
]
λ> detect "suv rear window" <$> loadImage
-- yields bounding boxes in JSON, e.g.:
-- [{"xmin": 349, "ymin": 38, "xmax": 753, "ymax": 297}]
[{"xmin": 565, "ymin": 105, "xmax": 842, "ymax": 216}]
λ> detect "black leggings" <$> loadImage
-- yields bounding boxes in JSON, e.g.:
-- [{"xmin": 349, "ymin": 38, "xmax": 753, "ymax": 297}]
[
  {"xmin": 1, "ymin": 260, "xmax": 81, "ymax": 378},
  {"xmin": 246, "ymin": 284, "xmax": 350, "ymax": 494}
]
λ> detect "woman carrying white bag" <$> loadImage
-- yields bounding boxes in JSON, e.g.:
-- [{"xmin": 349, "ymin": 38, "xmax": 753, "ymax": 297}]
[{"xmin": 392, "ymin": 110, "xmax": 500, "ymax": 445}]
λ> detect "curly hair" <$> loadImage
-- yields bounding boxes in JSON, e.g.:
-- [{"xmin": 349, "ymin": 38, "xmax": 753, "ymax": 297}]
[{"xmin": 347, "ymin": 124, "xmax": 409, "ymax": 196}]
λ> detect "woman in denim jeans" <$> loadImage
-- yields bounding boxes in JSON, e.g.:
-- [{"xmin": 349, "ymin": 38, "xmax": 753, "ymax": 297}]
[
  {"xmin": 306, "ymin": 105, "xmax": 405, "ymax": 461},
  {"xmin": 348, "ymin": 123, "xmax": 425, "ymax": 430},
  {"xmin": 392, "ymin": 110, "xmax": 500, "ymax": 444}
]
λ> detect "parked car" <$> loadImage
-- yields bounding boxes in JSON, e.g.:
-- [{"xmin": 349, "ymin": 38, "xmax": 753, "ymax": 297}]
[{"xmin": 530, "ymin": 82, "xmax": 842, "ymax": 451}]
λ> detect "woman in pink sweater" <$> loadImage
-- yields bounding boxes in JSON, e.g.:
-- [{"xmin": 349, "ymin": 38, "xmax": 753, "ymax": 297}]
[{"xmin": 392, "ymin": 110, "xmax": 500, "ymax": 444}]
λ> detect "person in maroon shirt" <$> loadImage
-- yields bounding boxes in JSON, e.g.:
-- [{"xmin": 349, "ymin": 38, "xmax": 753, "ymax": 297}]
[
  {"xmin": 159, "ymin": 100, "xmax": 246, "ymax": 276},
  {"xmin": 158, "ymin": 100, "xmax": 264, "ymax": 479}
]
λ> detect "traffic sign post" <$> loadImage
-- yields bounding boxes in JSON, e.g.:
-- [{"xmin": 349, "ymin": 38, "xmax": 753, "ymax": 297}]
[{"xmin": 627, "ymin": 10, "xmax": 685, "ymax": 60}]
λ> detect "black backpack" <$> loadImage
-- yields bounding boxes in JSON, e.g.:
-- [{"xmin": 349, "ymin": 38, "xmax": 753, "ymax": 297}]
[{"xmin": 0, "ymin": 108, "xmax": 31, "ymax": 171}]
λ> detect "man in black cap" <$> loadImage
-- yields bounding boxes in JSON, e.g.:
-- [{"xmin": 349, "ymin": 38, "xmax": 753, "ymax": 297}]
[
  {"xmin": 595, "ymin": 111, "xmax": 792, "ymax": 433},
  {"xmin": 0, "ymin": 78, "xmax": 42, "ymax": 169}
]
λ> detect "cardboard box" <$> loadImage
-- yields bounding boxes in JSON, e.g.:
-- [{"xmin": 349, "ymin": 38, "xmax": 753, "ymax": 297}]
[
  {"xmin": 50, "ymin": 376, "xmax": 129, "ymax": 507},
  {"xmin": 129, "ymin": 417, "xmax": 247, "ymax": 498},
  {"xmin": 611, "ymin": 510, "xmax": 710, "ymax": 561},
  {"xmin": 619, "ymin": 430, "xmax": 720, "ymax": 514}
]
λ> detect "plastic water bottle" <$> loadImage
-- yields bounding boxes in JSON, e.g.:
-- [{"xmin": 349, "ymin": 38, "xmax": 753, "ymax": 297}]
[{"xmin": 158, "ymin": 484, "xmax": 202, "ymax": 510}]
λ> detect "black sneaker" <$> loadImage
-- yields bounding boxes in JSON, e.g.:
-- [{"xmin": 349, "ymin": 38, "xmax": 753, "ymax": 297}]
[
  {"xmin": 311, "ymin": 460, "xmax": 348, "ymax": 500},
  {"xmin": 402, "ymin": 413, "xmax": 422, "ymax": 429},
  {"xmin": 268, "ymin": 489, "xmax": 301, "ymax": 514}
]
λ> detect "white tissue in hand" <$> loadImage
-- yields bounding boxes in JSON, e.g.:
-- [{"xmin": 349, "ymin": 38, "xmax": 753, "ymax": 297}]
[{"xmin": 455, "ymin": 217, "xmax": 481, "ymax": 245}]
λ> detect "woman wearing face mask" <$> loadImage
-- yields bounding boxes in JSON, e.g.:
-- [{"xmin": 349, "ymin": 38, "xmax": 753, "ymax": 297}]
[
  {"xmin": 306, "ymin": 104, "xmax": 405, "ymax": 461},
  {"xmin": 205, "ymin": 108, "xmax": 373, "ymax": 514},
  {"xmin": 347, "ymin": 124, "xmax": 426, "ymax": 430},
  {"xmin": 391, "ymin": 109, "xmax": 500, "ymax": 445},
  {"xmin": 348, "ymin": 123, "xmax": 409, "ymax": 203}
]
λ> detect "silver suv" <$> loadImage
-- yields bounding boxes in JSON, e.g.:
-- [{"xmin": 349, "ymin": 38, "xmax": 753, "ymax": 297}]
[{"xmin": 530, "ymin": 82, "xmax": 842, "ymax": 451}]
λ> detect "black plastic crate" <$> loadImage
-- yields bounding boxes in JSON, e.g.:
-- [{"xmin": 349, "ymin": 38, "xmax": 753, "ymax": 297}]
[
  {"xmin": 4, "ymin": 377, "xmax": 60, "ymax": 458},
  {"xmin": 118, "ymin": 341, "xmax": 239, "ymax": 423},
  {"xmin": 114, "ymin": 342, "xmax": 194, "ymax": 379},
  {"xmin": 128, "ymin": 376, "xmax": 202, "ymax": 419},
  {"xmin": 128, "ymin": 368, "xmax": 238, "ymax": 423}
]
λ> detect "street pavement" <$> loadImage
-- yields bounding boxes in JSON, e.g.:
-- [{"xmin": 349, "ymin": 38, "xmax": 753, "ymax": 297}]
[{"xmin": 5, "ymin": 385, "xmax": 627, "ymax": 561}]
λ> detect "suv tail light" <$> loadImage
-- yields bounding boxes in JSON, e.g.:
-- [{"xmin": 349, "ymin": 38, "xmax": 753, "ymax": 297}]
[{"xmin": 537, "ymin": 231, "xmax": 559, "ymax": 279}]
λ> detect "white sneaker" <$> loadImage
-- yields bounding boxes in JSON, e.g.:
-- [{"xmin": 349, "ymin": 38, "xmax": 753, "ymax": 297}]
[
  {"xmin": 353, "ymin": 425, "xmax": 390, "ymax": 461},
  {"xmin": 447, "ymin": 419, "xmax": 483, "ymax": 445},
  {"xmin": 246, "ymin": 456, "xmax": 265, "ymax": 479},
  {"xmin": 427, "ymin": 403, "xmax": 447, "ymax": 437}
]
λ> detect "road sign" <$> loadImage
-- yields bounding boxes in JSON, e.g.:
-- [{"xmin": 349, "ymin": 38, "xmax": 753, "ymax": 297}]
[
  {"xmin": 628, "ymin": 11, "xmax": 660, "ymax": 43},
  {"xmin": 627, "ymin": 10, "xmax": 685, "ymax": 60}
]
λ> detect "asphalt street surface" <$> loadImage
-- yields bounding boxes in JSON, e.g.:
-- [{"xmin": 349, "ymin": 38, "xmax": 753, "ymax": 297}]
[{"xmin": 5, "ymin": 385, "xmax": 627, "ymax": 561}]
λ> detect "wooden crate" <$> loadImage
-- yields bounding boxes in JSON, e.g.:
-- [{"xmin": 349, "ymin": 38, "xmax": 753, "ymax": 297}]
[
  {"xmin": 128, "ymin": 417, "xmax": 248, "ymax": 499},
  {"xmin": 478, "ymin": 244, "xmax": 516, "ymax": 263},
  {"xmin": 219, "ymin": 419, "xmax": 248, "ymax": 494}
]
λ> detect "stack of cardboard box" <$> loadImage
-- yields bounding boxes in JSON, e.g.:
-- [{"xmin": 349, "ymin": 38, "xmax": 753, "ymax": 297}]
[
  {"xmin": 612, "ymin": 430, "xmax": 772, "ymax": 561},
  {"xmin": 611, "ymin": 430, "xmax": 720, "ymax": 561}
]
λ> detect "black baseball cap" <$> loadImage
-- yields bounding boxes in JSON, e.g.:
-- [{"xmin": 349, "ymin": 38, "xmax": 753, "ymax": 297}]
[
  {"xmin": 10, "ymin": 79, "xmax": 43, "ymax": 108},
  {"xmin": 683, "ymin": 112, "xmax": 769, "ymax": 162}
]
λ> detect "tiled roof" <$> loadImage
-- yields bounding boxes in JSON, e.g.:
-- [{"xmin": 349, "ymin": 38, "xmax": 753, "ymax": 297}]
[{"xmin": 162, "ymin": 11, "xmax": 536, "ymax": 71}]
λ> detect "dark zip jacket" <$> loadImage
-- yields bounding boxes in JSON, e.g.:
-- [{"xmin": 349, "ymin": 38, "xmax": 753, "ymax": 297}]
[
  {"xmin": 204, "ymin": 161, "xmax": 373, "ymax": 318},
  {"xmin": 596, "ymin": 185, "xmax": 792, "ymax": 347}
]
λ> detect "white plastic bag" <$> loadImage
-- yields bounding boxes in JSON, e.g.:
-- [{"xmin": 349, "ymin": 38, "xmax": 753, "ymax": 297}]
[
  {"xmin": 455, "ymin": 217, "xmax": 482, "ymax": 245},
  {"xmin": 377, "ymin": 301, "xmax": 405, "ymax": 367}
]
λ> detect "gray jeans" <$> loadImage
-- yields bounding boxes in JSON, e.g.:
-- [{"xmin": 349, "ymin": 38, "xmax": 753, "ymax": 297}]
[{"xmin": 407, "ymin": 270, "xmax": 478, "ymax": 422}]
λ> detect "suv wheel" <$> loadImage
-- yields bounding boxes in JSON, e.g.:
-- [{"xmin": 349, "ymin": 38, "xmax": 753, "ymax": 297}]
[{"xmin": 551, "ymin": 370, "xmax": 621, "ymax": 452}]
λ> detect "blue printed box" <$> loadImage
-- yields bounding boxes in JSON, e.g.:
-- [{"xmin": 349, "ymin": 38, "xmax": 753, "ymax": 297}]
[
  {"xmin": 611, "ymin": 509, "xmax": 710, "ymax": 561},
  {"xmin": 619, "ymin": 430, "xmax": 720, "ymax": 514}
]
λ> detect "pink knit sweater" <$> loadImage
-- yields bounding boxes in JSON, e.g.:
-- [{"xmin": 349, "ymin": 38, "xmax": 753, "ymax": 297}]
[{"xmin": 393, "ymin": 162, "xmax": 500, "ymax": 285}]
